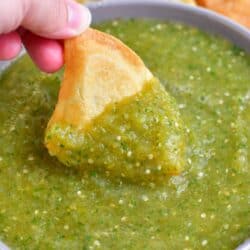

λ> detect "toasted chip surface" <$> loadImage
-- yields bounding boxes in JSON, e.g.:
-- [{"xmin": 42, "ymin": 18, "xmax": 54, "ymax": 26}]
[{"xmin": 47, "ymin": 28, "xmax": 153, "ymax": 130}]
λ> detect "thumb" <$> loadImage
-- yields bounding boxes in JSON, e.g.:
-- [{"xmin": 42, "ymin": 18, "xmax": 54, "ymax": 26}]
[{"xmin": 0, "ymin": 0, "xmax": 91, "ymax": 39}]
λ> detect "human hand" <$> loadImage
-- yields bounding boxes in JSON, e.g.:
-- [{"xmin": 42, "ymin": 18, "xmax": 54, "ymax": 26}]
[{"xmin": 0, "ymin": 0, "xmax": 91, "ymax": 72}]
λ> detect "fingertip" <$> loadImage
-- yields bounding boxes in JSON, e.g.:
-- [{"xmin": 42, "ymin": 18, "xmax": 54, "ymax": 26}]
[
  {"xmin": 0, "ymin": 32, "xmax": 22, "ymax": 60},
  {"xmin": 57, "ymin": 2, "xmax": 92, "ymax": 38},
  {"xmin": 37, "ymin": 43, "xmax": 64, "ymax": 73},
  {"xmin": 22, "ymin": 0, "xmax": 91, "ymax": 40},
  {"xmin": 22, "ymin": 32, "xmax": 64, "ymax": 73}
]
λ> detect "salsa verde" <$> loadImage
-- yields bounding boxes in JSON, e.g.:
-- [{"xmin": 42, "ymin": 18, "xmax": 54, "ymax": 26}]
[{"xmin": 0, "ymin": 20, "xmax": 249, "ymax": 249}]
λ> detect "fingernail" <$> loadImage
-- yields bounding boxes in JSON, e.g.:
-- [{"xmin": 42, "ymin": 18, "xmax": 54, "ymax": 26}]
[
  {"xmin": 52, "ymin": 2, "xmax": 91, "ymax": 38},
  {"xmin": 67, "ymin": 2, "xmax": 91, "ymax": 34}
]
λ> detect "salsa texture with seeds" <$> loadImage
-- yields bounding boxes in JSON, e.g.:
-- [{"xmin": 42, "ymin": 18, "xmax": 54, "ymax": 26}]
[
  {"xmin": 0, "ymin": 20, "xmax": 250, "ymax": 249},
  {"xmin": 45, "ymin": 79, "xmax": 186, "ymax": 182}
]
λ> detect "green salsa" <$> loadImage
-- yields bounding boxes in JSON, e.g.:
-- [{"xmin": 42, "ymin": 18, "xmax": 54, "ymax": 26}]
[
  {"xmin": 45, "ymin": 79, "xmax": 186, "ymax": 182},
  {"xmin": 0, "ymin": 20, "xmax": 250, "ymax": 249}
]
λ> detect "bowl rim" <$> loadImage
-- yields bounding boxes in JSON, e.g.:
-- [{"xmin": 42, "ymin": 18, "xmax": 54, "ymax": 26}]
[{"xmin": 87, "ymin": 0, "xmax": 250, "ymax": 52}]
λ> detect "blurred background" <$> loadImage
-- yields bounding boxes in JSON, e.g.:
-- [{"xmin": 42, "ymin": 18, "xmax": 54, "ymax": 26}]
[{"xmin": 77, "ymin": 0, "xmax": 196, "ymax": 3}]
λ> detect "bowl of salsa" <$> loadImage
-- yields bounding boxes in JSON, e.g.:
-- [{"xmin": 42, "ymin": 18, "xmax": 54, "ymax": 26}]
[{"xmin": 0, "ymin": 1, "xmax": 249, "ymax": 249}]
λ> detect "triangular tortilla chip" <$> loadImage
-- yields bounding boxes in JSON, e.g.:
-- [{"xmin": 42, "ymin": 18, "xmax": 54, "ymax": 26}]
[{"xmin": 45, "ymin": 28, "xmax": 186, "ymax": 182}]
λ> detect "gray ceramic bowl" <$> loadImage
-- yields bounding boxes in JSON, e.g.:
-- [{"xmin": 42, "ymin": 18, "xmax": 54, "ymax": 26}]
[{"xmin": 0, "ymin": 1, "xmax": 249, "ymax": 249}]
